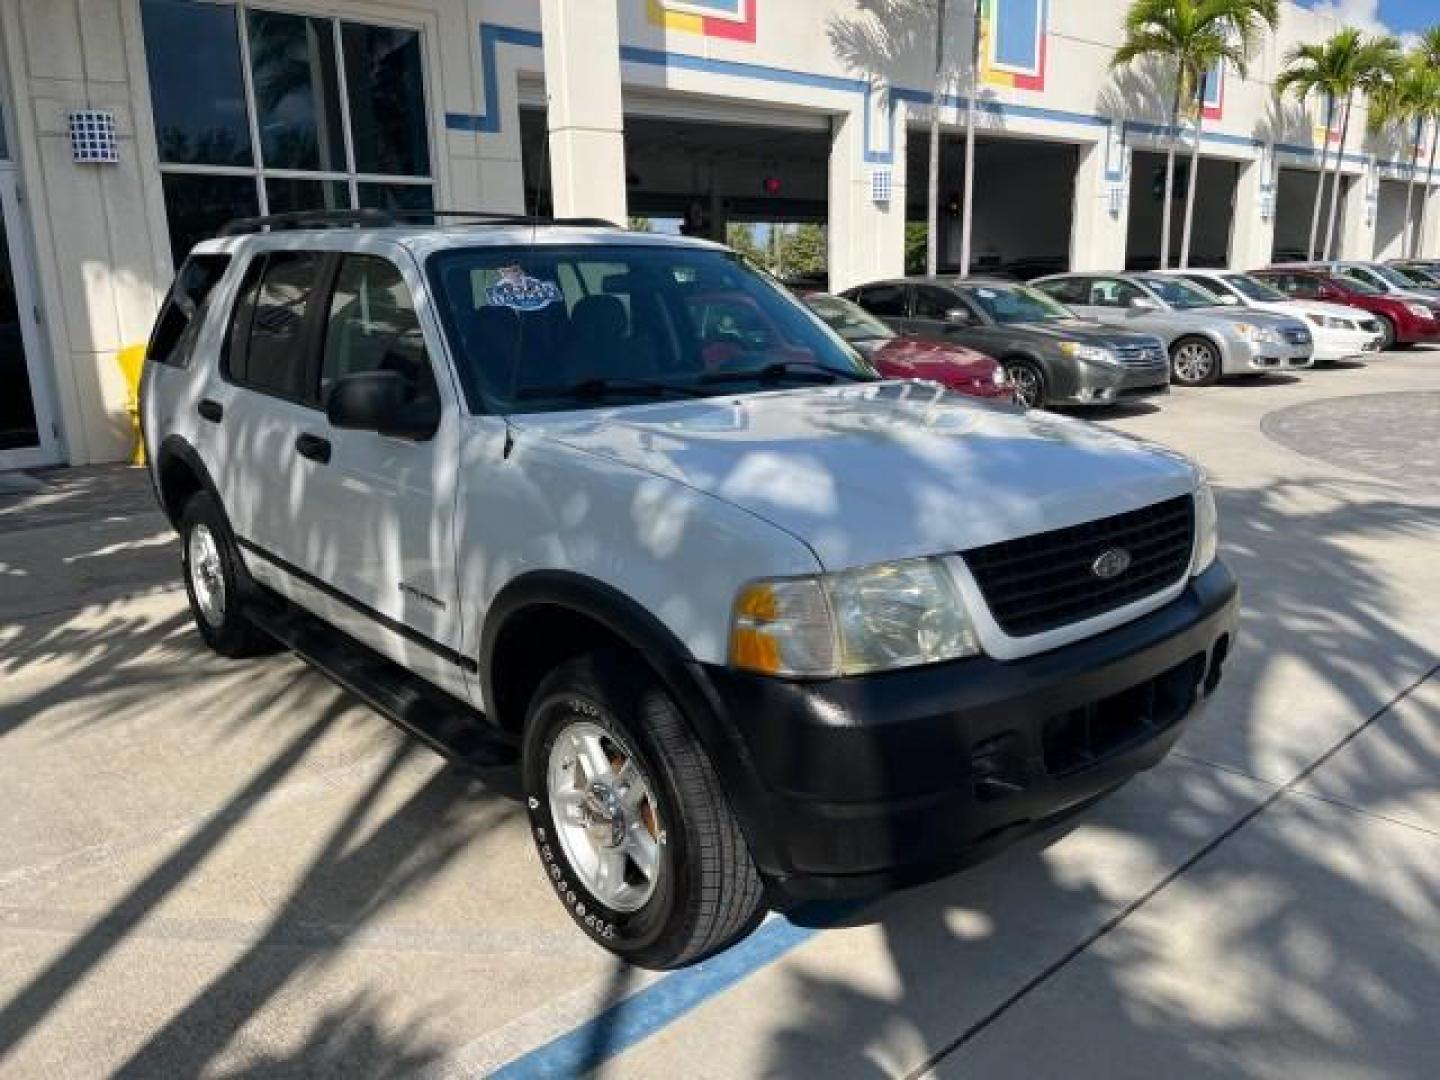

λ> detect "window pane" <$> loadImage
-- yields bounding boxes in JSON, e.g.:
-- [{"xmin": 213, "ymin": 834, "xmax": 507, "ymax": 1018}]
[
  {"xmin": 858, "ymin": 285, "xmax": 906, "ymax": 318},
  {"xmin": 247, "ymin": 11, "xmax": 346, "ymax": 172},
  {"xmin": 266, "ymin": 177, "xmax": 350, "ymax": 215},
  {"xmin": 341, "ymin": 24, "xmax": 429, "ymax": 176},
  {"xmin": 141, "ymin": 0, "xmax": 252, "ymax": 166},
  {"xmin": 160, "ymin": 173, "xmax": 259, "ymax": 266},
  {"xmin": 322, "ymin": 256, "xmax": 433, "ymax": 404},
  {"xmin": 357, "ymin": 182, "xmax": 434, "ymax": 213},
  {"xmin": 245, "ymin": 252, "xmax": 322, "ymax": 398},
  {"xmin": 149, "ymin": 254, "xmax": 232, "ymax": 368}
]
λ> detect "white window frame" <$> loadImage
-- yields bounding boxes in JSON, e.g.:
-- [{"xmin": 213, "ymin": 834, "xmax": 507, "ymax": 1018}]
[
  {"xmin": 660, "ymin": 0, "xmax": 749, "ymax": 24},
  {"xmin": 146, "ymin": 0, "xmax": 439, "ymax": 244}
]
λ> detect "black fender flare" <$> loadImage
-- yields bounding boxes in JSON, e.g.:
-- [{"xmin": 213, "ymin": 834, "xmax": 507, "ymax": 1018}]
[
  {"xmin": 480, "ymin": 571, "xmax": 789, "ymax": 878},
  {"xmin": 152, "ymin": 434, "xmax": 223, "ymax": 527}
]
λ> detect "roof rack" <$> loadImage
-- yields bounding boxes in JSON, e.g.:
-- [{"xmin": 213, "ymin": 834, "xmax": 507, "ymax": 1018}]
[{"xmin": 217, "ymin": 208, "xmax": 621, "ymax": 237}]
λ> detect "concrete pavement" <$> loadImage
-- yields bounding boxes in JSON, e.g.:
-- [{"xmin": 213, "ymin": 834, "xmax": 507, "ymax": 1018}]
[{"xmin": 1, "ymin": 350, "xmax": 1437, "ymax": 1077}]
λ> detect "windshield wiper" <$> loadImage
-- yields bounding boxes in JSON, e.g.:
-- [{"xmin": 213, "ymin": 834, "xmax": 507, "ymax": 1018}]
[
  {"xmin": 699, "ymin": 361, "xmax": 873, "ymax": 386},
  {"xmin": 516, "ymin": 377, "xmax": 705, "ymax": 402}
]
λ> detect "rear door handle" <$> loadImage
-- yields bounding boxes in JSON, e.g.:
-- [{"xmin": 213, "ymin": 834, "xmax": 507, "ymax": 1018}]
[
  {"xmin": 295, "ymin": 433, "xmax": 332, "ymax": 465},
  {"xmin": 197, "ymin": 398, "xmax": 223, "ymax": 423}
]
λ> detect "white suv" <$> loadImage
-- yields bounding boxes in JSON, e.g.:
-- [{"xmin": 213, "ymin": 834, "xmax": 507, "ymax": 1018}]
[{"xmin": 141, "ymin": 212, "xmax": 1238, "ymax": 969}]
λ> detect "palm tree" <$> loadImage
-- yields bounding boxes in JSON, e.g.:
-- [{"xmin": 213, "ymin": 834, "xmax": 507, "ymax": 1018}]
[
  {"xmin": 1280, "ymin": 31, "xmax": 1403, "ymax": 261},
  {"xmin": 1113, "ymin": 0, "xmax": 1279, "ymax": 270},
  {"xmin": 1414, "ymin": 27, "xmax": 1440, "ymax": 256},
  {"xmin": 1276, "ymin": 38, "xmax": 1349, "ymax": 260},
  {"xmin": 1368, "ymin": 58, "xmax": 1439, "ymax": 258}
]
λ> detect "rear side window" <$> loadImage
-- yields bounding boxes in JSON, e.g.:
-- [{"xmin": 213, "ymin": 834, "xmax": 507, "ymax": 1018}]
[
  {"xmin": 856, "ymin": 284, "xmax": 908, "ymax": 318},
  {"xmin": 913, "ymin": 285, "xmax": 959, "ymax": 320},
  {"xmin": 1037, "ymin": 277, "xmax": 1088, "ymax": 305},
  {"xmin": 321, "ymin": 255, "xmax": 435, "ymax": 405},
  {"xmin": 148, "ymin": 254, "xmax": 231, "ymax": 367},
  {"xmin": 225, "ymin": 251, "xmax": 324, "ymax": 400}
]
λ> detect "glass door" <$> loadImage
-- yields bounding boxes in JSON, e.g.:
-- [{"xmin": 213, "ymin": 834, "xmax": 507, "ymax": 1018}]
[{"xmin": 0, "ymin": 166, "xmax": 59, "ymax": 469}]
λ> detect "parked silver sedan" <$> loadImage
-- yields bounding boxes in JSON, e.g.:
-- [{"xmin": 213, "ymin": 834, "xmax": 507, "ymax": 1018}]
[{"xmin": 1033, "ymin": 272, "xmax": 1314, "ymax": 386}]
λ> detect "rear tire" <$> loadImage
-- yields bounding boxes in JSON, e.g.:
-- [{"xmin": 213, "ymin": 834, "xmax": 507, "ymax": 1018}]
[
  {"xmin": 1169, "ymin": 336, "xmax": 1222, "ymax": 387},
  {"xmin": 522, "ymin": 651, "xmax": 765, "ymax": 969},
  {"xmin": 178, "ymin": 492, "xmax": 279, "ymax": 658}
]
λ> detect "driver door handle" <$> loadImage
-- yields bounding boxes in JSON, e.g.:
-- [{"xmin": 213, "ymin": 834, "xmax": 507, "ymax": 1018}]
[{"xmin": 295, "ymin": 433, "xmax": 332, "ymax": 465}]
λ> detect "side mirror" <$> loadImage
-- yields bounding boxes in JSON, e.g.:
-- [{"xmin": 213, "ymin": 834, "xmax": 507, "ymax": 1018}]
[
  {"xmin": 327, "ymin": 371, "xmax": 439, "ymax": 441},
  {"xmin": 1129, "ymin": 297, "xmax": 1159, "ymax": 312},
  {"xmin": 945, "ymin": 307, "xmax": 974, "ymax": 326}
]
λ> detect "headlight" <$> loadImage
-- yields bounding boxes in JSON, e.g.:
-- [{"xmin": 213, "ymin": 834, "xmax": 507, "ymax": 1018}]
[
  {"xmin": 730, "ymin": 558, "xmax": 980, "ymax": 678},
  {"xmin": 1233, "ymin": 323, "xmax": 1281, "ymax": 344},
  {"xmin": 991, "ymin": 365, "xmax": 1009, "ymax": 386},
  {"xmin": 1305, "ymin": 313, "xmax": 1345, "ymax": 329},
  {"xmin": 1404, "ymin": 302, "xmax": 1433, "ymax": 319},
  {"xmin": 1057, "ymin": 341, "xmax": 1116, "ymax": 365},
  {"xmin": 1193, "ymin": 476, "xmax": 1219, "ymax": 575}
]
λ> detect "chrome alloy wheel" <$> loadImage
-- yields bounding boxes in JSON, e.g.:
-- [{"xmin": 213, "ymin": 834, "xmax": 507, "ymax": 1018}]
[
  {"xmin": 1172, "ymin": 342, "xmax": 1217, "ymax": 384},
  {"xmin": 187, "ymin": 523, "xmax": 227, "ymax": 628},
  {"xmin": 1005, "ymin": 363, "xmax": 1042, "ymax": 408},
  {"xmin": 547, "ymin": 721, "xmax": 663, "ymax": 913}
]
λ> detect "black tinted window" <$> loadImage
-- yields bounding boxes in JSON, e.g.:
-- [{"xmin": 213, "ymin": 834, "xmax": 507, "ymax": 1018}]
[
  {"xmin": 913, "ymin": 286, "xmax": 959, "ymax": 320},
  {"xmin": 322, "ymin": 256, "xmax": 434, "ymax": 405},
  {"xmin": 227, "ymin": 252, "xmax": 322, "ymax": 399},
  {"xmin": 1038, "ymin": 278, "xmax": 1088, "ymax": 305},
  {"xmin": 856, "ymin": 284, "xmax": 907, "ymax": 318},
  {"xmin": 341, "ymin": 24, "xmax": 428, "ymax": 176},
  {"xmin": 141, "ymin": 0, "xmax": 252, "ymax": 167},
  {"xmin": 149, "ymin": 254, "xmax": 231, "ymax": 367}
]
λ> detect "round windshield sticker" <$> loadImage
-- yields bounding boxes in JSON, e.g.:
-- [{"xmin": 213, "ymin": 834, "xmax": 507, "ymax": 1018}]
[{"xmin": 487, "ymin": 266, "xmax": 563, "ymax": 312}]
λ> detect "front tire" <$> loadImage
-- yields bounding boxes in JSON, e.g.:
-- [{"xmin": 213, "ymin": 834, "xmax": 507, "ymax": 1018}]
[
  {"xmin": 178, "ymin": 492, "xmax": 278, "ymax": 658},
  {"xmin": 523, "ymin": 652, "xmax": 765, "ymax": 969},
  {"xmin": 1375, "ymin": 314, "xmax": 1397, "ymax": 351},
  {"xmin": 1170, "ymin": 337, "xmax": 1222, "ymax": 387},
  {"xmin": 1003, "ymin": 359, "xmax": 1046, "ymax": 409}
]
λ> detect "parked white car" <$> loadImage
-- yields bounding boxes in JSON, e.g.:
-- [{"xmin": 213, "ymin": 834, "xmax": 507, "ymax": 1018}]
[
  {"xmin": 141, "ymin": 212, "xmax": 1238, "ymax": 969},
  {"xmin": 1164, "ymin": 269, "xmax": 1383, "ymax": 365}
]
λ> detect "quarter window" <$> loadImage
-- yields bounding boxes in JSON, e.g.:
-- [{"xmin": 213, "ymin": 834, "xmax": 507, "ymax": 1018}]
[
  {"xmin": 140, "ymin": 1, "xmax": 435, "ymax": 267},
  {"xmin": 321, "ymin": 256, "xmax": 435, "ymax": 405},
  {"xmin": 148, "ymin": 254, "xmax": 232, "ymax": 368}
]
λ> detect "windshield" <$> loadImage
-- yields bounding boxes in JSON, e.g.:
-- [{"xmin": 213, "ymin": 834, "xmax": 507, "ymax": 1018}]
[
  {"xmin": 1223, "ymin": 274, "xmax": 1288, "ymax": 303},
  {"xmin": 960, "ymin": 283, "xmax": 1072, "ymax": 324},
  {"xmin": 804, "ymin": 294, "xmax": 895, "ymax": 342},
  {"xmin": 1135, "ymin": 275, "xmax": 1221, "ymax": 310},
  {"xmin": 1334, "ymin": 272, "xmax": 1382, "ymax": 295},
  {"xmin": 1367, "ymin": 264, "xmax": 1417, "ymax": 289},
  {"xmin": 427, "ymin": 245, "xmax": 873, "ymax": 412},
  {"xmin": 1388, "ymin": 264, "xmax": 1440, "ymax": 287}
]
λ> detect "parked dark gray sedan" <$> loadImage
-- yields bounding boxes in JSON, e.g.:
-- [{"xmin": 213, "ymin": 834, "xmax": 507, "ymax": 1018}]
[{"xmin": 841, "ymin": 277, "xmax": 1170, "ymax": 409}]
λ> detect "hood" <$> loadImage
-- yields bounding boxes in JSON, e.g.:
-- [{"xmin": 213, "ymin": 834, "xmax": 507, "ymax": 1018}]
[
  {"xmin": 1007, "ymin": 318, "xmax": 1160, "ymax": 346},
  {"xmin": 1255, "ymin": 299, "xmax": 1378, "ymax": 324},
  {"xmin": 1178, "ymin": 307, "xmax": 1309, "ymax": 332},
  {"xmin": 514, "ymin": 383, "xmax": 1198, "ymax": 570}
]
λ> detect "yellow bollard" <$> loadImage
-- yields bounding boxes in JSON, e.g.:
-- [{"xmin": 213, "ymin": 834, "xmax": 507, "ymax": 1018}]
[{"xmin": 116, "ymin": 344, "xmax": 147, "ymax": 466}]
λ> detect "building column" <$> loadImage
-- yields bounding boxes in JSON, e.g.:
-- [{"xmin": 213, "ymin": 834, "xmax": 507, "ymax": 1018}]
[
  {"xmin": 1069, "ymin": 134, "xmax": 1128, "ymax": 272},
  {"xmin": 828, "ymin": 104, "xmax": 906, "ymax": 293},
  {"xmin": 1337, "ymin": 161, "xmax": 1377, "ymax": 259},
  {"xmin": 539, "ymin": 0, "xmax": 626, "ymax": 223},
  {"xmin": 1229, "ymin": 155, "xmax": 1276, "ymax": 269},
  {"xmin": 1419, "ymin": 185, "xmax": 1440, "ymax": 258}
]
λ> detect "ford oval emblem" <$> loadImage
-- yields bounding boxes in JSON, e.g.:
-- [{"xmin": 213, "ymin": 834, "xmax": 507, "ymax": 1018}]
[{"xmin": 1091, "ymin": 547, "xmax": 1132, "ymax": 581}]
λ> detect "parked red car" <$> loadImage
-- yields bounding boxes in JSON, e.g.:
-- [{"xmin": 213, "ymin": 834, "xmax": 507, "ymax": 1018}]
[
  {"xmin": 802, "ymin": 293, "xmax": 1014, "ymax": 400},
  {"xmin": 1253, "ymin": 266, "xmax": 1440, "ymax": 349}
]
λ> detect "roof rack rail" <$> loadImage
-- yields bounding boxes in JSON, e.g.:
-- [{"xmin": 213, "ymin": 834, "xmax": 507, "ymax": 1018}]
[{"xmin": 218, "ymin": 208, "xmax": 620, "ymax": 237}]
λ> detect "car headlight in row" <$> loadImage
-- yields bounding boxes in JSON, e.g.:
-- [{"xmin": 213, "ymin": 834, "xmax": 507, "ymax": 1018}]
[
  {"xmin": 1232, "ymin": 323, "xmax": 1282, "ymax": 345},
  {"xmin": 991, "ymin": 365, "xmax": 1010, "ymax": 387},
  {"xmin": 1305, "ymin": 313, "xmax": 1349, "ymax": 330},
  {"xmin": 1057, "ymin": 341, "xmax": 1116, "ymax": 365},
  {"xmin": 1193, "ymin": 475, "xmax": 1219, "ymax": 575},
  {"xmin": 1404, "ymin": 302, "xmax": 1434, "ymax": 320},
  {"xmin": 730, "ymin": 558, "xmax": 980, "ymax": 678}
]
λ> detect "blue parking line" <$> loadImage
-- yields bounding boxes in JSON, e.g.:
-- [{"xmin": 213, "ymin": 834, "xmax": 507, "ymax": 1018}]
[{"xmin": 491, "ymin": 901, "xmax": 865, "ymax": 1078}]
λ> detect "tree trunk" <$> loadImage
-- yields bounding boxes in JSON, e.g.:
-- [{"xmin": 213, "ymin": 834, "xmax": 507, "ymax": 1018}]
[
  {"xmin": 1323, "ymin": 91, "xmax": 1354, "ymax": 261},
  {"xmin": 1308, "ymin": 95, "xmax": 1335, "ymax": 260},
  {"xmin": 926, "ymin": 0, "xmax": 948, "ymax": 276},
  {"xmin": 1180, "ymin": 108, "xmax": 1202, "ymax": 269},
  {"xmin": 959, "ymin": 0, "xmax": 982, "ymax": 277},
  {"xmin": 1402, "ymin": 119, "xmax": 1421, "ymax": 259},
  {"xmin": 1414, "ymin": 118, "xmax": 1439, "ymax": 258},
  {"xmin": 1160, "ymin": 81, "xmax": 1182, "ymax": 270}
]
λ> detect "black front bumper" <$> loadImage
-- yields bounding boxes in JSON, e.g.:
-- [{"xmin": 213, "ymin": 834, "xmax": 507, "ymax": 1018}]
[{"xmin": 703, "ymin": 561, "xmax": 1239, "ymax": 903}]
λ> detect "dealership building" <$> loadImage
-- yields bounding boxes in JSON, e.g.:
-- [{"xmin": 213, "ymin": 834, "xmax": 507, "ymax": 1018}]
[{"xmin": 1, "ymin": 0, "xmax": 1436, "ymax": 469}]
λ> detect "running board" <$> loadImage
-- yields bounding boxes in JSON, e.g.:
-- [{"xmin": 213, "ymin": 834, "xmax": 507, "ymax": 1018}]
[{"xmin": 245, "ymin": 602, "xmax": 517, "ymax": 770}]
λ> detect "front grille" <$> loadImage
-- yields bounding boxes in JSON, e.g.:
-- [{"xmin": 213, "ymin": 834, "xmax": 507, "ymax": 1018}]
[
  {"xmin": 1283, "ymin": 327, "xmax": 1312, "ymax": 346},
  {"xmin": 1114, "ymin": 343, "xmax": 1167, "ymax": 367},
  {"xmin": 963, "ymin": 496, "xmax": 1196, "ymax": 637}
]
